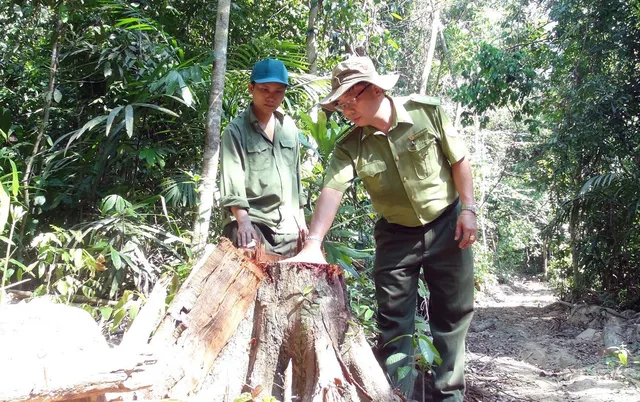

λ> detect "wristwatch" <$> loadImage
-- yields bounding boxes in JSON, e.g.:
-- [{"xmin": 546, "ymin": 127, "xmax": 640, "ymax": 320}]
[{"xmin": 461, "ymin": 203, "xmax": 478, "ymax": 215}]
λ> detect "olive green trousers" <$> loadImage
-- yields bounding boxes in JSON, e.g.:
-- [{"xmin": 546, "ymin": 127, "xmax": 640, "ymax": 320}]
[{"xmin": 373, "ymin": 200, "xmax": 474, "ymax": 402}]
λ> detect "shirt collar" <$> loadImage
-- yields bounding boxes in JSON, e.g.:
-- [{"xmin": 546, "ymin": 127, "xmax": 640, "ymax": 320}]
[
  {"xmin": 248, "ymin": 103, "xmax": 285, "ymax": 129},
  {"xmin": 390, "ymin": 96, "xmax": 414, "ymax": 130},
  {"xmin": 361, "ymin": 96, "xmax": 413, "ymax": 140}
]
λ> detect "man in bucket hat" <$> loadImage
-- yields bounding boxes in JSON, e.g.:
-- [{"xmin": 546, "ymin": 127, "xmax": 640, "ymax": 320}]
[
  {"xmin": 289, "ymin": 56, "xmax": 477, "ymax": 401},
  {"xmin": 219, "ymin": 58, "xmax": 307, "ymax": 256}
]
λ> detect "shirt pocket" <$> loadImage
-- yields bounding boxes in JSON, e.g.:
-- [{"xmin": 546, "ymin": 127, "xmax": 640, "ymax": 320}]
[
  {"xmin": 247, "ymin": 140, "xmax": 272, "ymax": 171},
  {"xmin": 357, "ymin": 160, "xmax": 387, "ymax": 195},
  {"xmin": 408, "ymin": 131, "xmax": 439, "ymax": 179},
  {"xmin": 279, "ymin": 137, "xmax": 297, "ymax": 166}
]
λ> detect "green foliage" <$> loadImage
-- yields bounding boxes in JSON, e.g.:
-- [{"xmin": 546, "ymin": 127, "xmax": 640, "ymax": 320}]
[
  {"xmin": 456, "ymin": 42, "xmax": 538, "ymax": 124},
  {"xmin": 385, "ymin": 332, "xmax": 442, "ymax": 385},
  {"xmin": 1, "ymin": 204, "xmax": 26, "ymax": 295},
  {"xmin": 606, "ymin": 345, "xmax": 630, "ymax": 368},
  {"xmin": 233, "ymin": 393, "xmax": 277, "ymax": 402},
  {"xmin": 299, "ymin": 110, "xmax": 345, "ymax": 162},
  {"xmin": 443, "ymin": 0, "xmax": 640, "ymax": 309},
  {"xmin": 541, "ymin": 0, "xmax": 640, "ymax": 308},
  {"xmin": 98, "ymin": 289, "xmax": 142, "ymax": 333},
  {"xmin": 346, "ymin": 267, "xmax": 379, "ymax": 341},
  {"xmin": 24, "ymin": 193, "xmax": 188, "ymax": 304},
  {"xmin": 0, "ymin": 0, "xmax": 637, "ymax": 368}
]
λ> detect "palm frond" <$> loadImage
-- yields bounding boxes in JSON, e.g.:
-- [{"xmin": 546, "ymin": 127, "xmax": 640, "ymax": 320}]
[
  {"xmin": 579, "ymin": 173, "xmax": 617, "ymax": 195},
  {"xmin": 161, "ymin": 172, "xmax": 198, "ymax": 207},
  {"xmin": 228, "ymin": 37, "xmax": 308, "ymax": 71}
]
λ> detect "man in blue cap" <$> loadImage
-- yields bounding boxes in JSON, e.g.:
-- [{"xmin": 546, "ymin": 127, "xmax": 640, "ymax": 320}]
[{"xmin": 219, "ymin": 58, "xmax": 307, "ymax": 256}]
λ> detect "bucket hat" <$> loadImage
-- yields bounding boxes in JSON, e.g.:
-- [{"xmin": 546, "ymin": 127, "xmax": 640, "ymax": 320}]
[{"xmin": 319, "ymin": 56, "xmax": 399, "ymax": 111}]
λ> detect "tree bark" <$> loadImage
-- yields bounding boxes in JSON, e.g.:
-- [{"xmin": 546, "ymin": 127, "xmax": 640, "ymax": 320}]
[
  {"xmin": 419, "ymin": 9, "xmax": 440, "ymax": 95},
  {"xmin": 1, "ymin": 240, "xmax": 400, "ymax": 401},
  {"xmin": 20, "ymin": 3, "xmax": 64, "ymax": 244},
  {"xmin": 438, "ymin": 26, "xmax": 464, "ymax": 128},
  {"xmin": 241, "ymin": 262, "xmax": 398, "ymax": 401},
  {"xmin": 192, "ymin": 0, "xmax": 231, "ymax": 251},
  {"xmin": 142, "ymin": 238, "xmax": 399, "ymax": 401},
  {"xmin": 198, "ymin": 258, "xmax": 400, "ymax": 401},
  {"xmin": 306, "ymin": 0, "xmax": 320, "ymax": 74},
  {"xmin": 569, "ymin": 216, "xmax": 580, "ymax": 289},
  {"xmin": 0, "ymin": 298, "xmax": 154, "ymax": 402},
  {"xmin": 119, "ymin": 275, "xmax": 172, "ymax": 349},
  {"xmin": 0, "ymin": 353, "xmax": 155, "ymax": 402},
  {"xmin": 147, "ymin": 239, "xmax": 266, "ymax": 399}
]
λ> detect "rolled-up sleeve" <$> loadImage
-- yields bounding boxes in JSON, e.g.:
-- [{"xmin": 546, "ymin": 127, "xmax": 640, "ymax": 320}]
[
  {"xmin": 322, "ymin": 145, "xmax": 355, "ymax": 193},
  {"xmin": 434, "ymin": 106, "xmax": 467, "ymax": 165},
  {"xmin": 294, "ymin": 130, "xmax": 307, "ymax": 208},
  {"xmin": 219, "ymin": 124, "xmax": 250, "ymax": 211}
]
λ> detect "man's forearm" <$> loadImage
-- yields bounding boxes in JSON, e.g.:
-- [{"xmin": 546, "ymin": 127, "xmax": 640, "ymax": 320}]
[
  {"xmin": 451, "ymin": 157, "xmax": 475, "ymax": 205},
  {"xmin": 230, "ymin": 206, "xmax": 250, "ymax": 224},
  {"xmin": 307, "ymin": 187, "xmax": 344, "ymax": 239}
]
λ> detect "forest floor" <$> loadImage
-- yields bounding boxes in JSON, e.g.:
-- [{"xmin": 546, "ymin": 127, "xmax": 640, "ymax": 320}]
[{"xmin": 457, "ymin": 275, "xmax": 640, "ymax": 402}]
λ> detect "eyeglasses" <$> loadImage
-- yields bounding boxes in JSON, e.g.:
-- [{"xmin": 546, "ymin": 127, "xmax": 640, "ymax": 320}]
[{"xmin": 334, "ymin": 83, "xmax": 372, "ymax": 112}]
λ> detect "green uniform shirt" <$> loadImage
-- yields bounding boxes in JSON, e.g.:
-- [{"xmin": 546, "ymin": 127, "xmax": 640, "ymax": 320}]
[
  {"xmin": 323, "ymin": 95, "xmax": 468, "ymax": 227},
  {"xmin": 219, "ymin": 106, "xmax": 304, "ymax": 234}
]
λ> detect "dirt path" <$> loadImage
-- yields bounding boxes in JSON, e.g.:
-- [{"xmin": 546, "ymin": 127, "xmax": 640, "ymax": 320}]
[{"xmin": 465, "ymin": 276, "xmax": 640, "ymax": 402}]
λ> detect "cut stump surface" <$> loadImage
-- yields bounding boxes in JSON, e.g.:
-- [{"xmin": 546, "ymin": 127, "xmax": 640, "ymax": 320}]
[{"xmin": 204, "ymin": 258, "xmax": 398, "ymax": 401}]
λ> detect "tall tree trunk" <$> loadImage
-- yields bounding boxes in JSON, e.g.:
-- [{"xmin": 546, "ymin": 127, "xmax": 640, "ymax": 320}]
[
  {"xmin": 569, "ymin": 216, "xmax": 580, "ymax": 289},
  {"xmin": 541, "ymin": 238, "xmax": 549, "ymax": 276},
  {"xmin": 192, "ymin": 0, "xmax": 231, "ymax": 251},
  {"xmin": 419, "ymin": 9, "xmax": 440, "ymax": 95},
  {"xmin": 476, "ymin": 118, "xmax": 488, "ymax": 251},
  {"xmin": 438, "ymin": 27, "xmax": 463, "ymax": 128},
  {"xmin": 306, "ymin": 0, "xmax": 319, "ymax": 74},
  {"xmin": 20, "ymin": 4, "xmax": 64, "ymax": 243}
]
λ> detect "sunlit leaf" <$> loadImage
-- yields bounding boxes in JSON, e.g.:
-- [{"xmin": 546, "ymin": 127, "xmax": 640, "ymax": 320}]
[
  {"xmin": 33, "ymin": 195, "xmax": 46, "ymax": 206},
  {"xmin": 396, "ymin": 365, "xmax": 411, "ymax": 380},
  {"xmin": 302, "ymin": 285, "xmax": 314, "ymax": 296},
  {"xmin": 110, "ymin": 308, "xmax": 127, "ymax": 331},
  {"xmin": 101, "ymin": 195, "xmax": 117, "ymax": 214},
  {"xmin": 100, "ymin": 306, "xmax": 113, "ymax": 321},
  {"xmin": 385, "ymin": 352, "xmax": 409, "ymax": 366},
  {"xmin": 128, "ymin": 301, "xmax": 141, "ymax": 321},
  {"xmin": 8, "ymin": 159, "xmax": 19, "ymax": 196},
  {"xmin": 106, "ymin": 106, "xmax": 123, "ymax": 136},
  {"xmin": 125, "ymin": 105, "xmax": 134, "ymax": 137},
  {"xmin": 56, "ymin": 278, "xmax": 70, "ymax": 295},
  {"xmin": 111, "ymin": 247, "xmax": 122, "ymax": 270},
  {"xmin": 176, "ymin": 74, "xmax": 193, "ymax": 107},
  {"xmin": 0, "ymin": 184, "xmax": 9, "ymax": 235},
  {"xmin": 114, "ymin": 17, "xmax": 141, "ymax": 27},
  {"xmin": 418, "ymin": 337, "xmax": 440, "ymax": 365},
  {"xmin": 134, "ymin": 103, "xmax": 179, "ymax": 117},
  {"xmin": 65, "ymin": 115, "xmax": 108, "ymax": 153},
  {"xmin": 363, "ymin": 308, "xmax": 374, "ymax": 321}
]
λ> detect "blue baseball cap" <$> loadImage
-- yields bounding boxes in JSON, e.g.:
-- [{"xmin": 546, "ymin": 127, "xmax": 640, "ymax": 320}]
[{"xmin": 250, "ymin": 58, "xmax": 289, "ymax": 86}]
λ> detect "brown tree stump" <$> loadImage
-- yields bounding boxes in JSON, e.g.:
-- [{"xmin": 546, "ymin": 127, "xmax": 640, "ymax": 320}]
[
  {"xmin": 146, "ymin": 238, "xmax": 267, "ymax": 399},
  {"xmin": 119, "ymin": 238, "xmax": 398, "ymax": 401},
  {"xmin": 242, "ymin": 261, "xmax": 398, "ymax": 401},
  {"xmin": 195, "ymin": 257, "xmax": 399, "ymax": 401}
]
